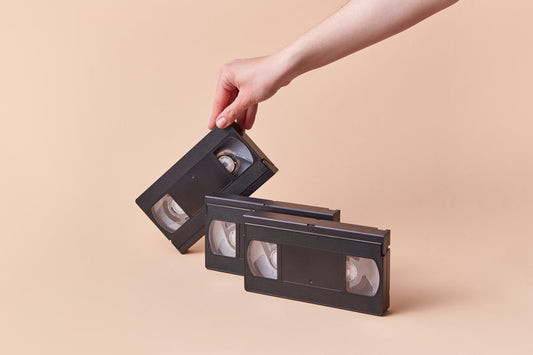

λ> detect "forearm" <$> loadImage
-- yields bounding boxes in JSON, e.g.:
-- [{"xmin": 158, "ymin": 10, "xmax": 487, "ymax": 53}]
[
  {"xmin": 275, "ymin": 0, "xmax": 459, "ymax": 82},
  {"xmin": 209, "ymin": 0, "xmax": 459, "ymax": 130}
]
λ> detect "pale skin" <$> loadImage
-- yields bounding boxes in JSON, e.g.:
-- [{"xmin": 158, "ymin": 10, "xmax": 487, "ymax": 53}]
[{"xmin": 208, "ymin": 0, "xmax": 459, "ymax": 130}]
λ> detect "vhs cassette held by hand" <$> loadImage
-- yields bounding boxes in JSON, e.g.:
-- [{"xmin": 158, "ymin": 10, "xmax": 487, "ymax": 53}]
[{"xmin": 136, "ymin": 124, "xmax": 277, "ymax": 254}]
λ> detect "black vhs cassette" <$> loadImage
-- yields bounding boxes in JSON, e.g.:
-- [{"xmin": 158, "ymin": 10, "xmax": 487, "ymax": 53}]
[
  {"xmin": 136, "ymin": 124, "xmax": 277, "ymax": 254},
  {"xmin": 205, "ymin": 194, "xmax": 340, "ymax": 275},
  {"xmin": 243, "ymin": 211, "xmax": 390, "ymax": 315}
]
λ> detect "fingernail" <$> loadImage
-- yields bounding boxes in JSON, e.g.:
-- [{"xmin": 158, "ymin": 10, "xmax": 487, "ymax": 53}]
[{"xmin": 216, "ymin": 117, "xmax": 227, "ymax": 128}]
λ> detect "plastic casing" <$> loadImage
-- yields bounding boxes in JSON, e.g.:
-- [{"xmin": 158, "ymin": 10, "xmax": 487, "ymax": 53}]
[
  {"xmin": 135, "ymin": 124, "xmax": 277, "ymax": 254},
  {"xmin": 205, "ymin": 194, "xmax": 341, "ymax": 275},
  {"xmin": 243, "ymin": 211, "xmax": 390, "ymax": 316}
]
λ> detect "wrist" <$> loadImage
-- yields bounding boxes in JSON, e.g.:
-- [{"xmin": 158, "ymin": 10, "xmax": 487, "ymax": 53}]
[{"xmin": 270, "ymin": 48, "xmax": 303, "ymax": 87}]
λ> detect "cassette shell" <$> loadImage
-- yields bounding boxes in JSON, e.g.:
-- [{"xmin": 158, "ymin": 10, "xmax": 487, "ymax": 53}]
[
  {"xmin": 135, "ymin": 124, "xmax": 277, "ymax": 254},
  {"xmin": 243, "ymin": 211, "xmax": 390, "ymax": 316},
  {"xmin": 205, "ymin": 194, "xmax": 341, "ymax": 275}
]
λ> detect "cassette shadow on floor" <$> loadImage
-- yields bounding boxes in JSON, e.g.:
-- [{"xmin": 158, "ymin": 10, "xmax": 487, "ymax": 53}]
[{"xmin": 388, "ymin": 266, "xmax": 467, "ymax": 315}]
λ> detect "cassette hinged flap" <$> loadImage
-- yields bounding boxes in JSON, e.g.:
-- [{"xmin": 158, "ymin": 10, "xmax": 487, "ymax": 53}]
[
  {"xmin": 205, "ymin": 193, "xmax": 341, "ymax": 221},
  {"xmin": 136, "ymin": 124, "xmax": 278, "ymax": 254},
  {"xmin": 244, "ymin": 211, "xmax": 389, "ymax": 256}
]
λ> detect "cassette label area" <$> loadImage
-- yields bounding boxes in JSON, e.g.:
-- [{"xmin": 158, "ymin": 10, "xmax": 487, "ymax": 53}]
[{"xmin": 243, "ymin": 211, "xmax": 390, "ymax": 316}]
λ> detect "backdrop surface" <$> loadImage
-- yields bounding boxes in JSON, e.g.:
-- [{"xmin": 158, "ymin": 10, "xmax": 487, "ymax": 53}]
[{"xmin": 1, "ymin": 1, "xmax": 532, "ymax": 354}]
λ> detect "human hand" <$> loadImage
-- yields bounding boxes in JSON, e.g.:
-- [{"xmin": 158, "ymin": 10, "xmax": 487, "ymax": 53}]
[
  {"xmin": 208, "ymin": 0, "xmax": 458, "ymax": 131},
  {"xmin": 208, "ymin": 55, "xmax": 292, "ymax": 130}
]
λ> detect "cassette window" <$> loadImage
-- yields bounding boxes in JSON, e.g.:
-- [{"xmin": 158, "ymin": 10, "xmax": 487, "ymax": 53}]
[
  {"xmin": 345, "ymin": 256, "xmax": 380, "ymax": 297},
  {"xmin": 208, "ymin": 220, "xmax": 237, "ymax": 258},
  {"xmin": 247, "ymin": 240, "xmax": 278, "ymax": 280},
  {"xmin": 151, "ymin": 194, "xmax": 190, "ymax": 233},
  {"xmin": 214, "ymin": 138, "xmax": 253, "ymax": 176}
]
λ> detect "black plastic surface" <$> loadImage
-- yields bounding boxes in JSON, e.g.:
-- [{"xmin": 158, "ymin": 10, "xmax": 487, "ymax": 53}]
[{"xmin": 282, "ymin": 245, "xmax": 344, "ymax": 291}]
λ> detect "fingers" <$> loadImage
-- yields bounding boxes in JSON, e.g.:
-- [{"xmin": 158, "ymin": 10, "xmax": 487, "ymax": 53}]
[
  {"xmin": 209, "ymin": 73, "xmax": 235, "ymax": 130},
  {"xmin": 236, "ymin": 109, "xmax": 247, "ymax": 130},
  {"xmin": 221, "ymin": 89, "xmax": 240, "ymax": 128},
  {"xmin": 209, "ymin": 60, "xmax": 262, "ymax": 130},
  {"xmin": 244, "ymin": 103, "xmax": 258, "ymax": 130},
  {"xmin": 215, "ymin": 94, "xmax": 251, "ymax": 129}
]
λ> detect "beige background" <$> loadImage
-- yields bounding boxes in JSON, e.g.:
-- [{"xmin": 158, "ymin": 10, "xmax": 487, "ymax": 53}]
[{"xmin": 1, "ymin": 1, "xmax": 532, "ymax": 354}]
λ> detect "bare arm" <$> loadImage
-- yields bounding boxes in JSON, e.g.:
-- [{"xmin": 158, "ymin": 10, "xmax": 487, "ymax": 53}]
[{"xmin": 209, "ymin": 0, "xmax": 459, "ymax": 130}]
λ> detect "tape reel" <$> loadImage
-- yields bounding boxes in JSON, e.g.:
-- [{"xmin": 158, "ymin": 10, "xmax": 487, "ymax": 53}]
[
  {"xmin": 345, "ymin": 256, "xmax": 380, "ymax": 296},
  {"xmin": 214, "ymin": 138, "xmax": 253, "ymax": 176},
  {"xmin": 151, "ymin": 194, "xmax": 190, "ymax": 233},
  {"xmin": 208, "ymin": 220, "xmax": 237, "ymax": 257},
  {"xmin": 247, "ymin": 240, "xmax": 278, "ymax": 280}
]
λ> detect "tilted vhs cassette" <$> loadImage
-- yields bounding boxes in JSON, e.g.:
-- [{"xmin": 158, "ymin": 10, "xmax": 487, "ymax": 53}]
[
  {"xmin": 205, "ymin": 193, "xmax": 340, "ymax": 275},
  {"xmin": 243, "ymin": 211, "xmax": 390, "ymax": 315},
  {"xmin": 136, "ymin": 124, "xmax": 277, "ymax": 254}
]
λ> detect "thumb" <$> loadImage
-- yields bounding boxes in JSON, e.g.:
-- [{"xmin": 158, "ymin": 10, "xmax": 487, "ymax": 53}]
[{"xmin": 215, "ymin": 94, "xmax": 250, "ymax": 129}]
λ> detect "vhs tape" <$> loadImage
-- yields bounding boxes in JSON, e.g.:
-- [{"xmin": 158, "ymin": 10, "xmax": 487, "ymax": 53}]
[
  {"xmin": 205, "ymin": 194, "xmax": 340, "ymax": 275},
  {"xmin": 243, "ymin": 211, "xmax": 390, "ymax": 315},
  {"xmin": 136, "ymin": 124, "xmax": 277, "ymax": 254}
]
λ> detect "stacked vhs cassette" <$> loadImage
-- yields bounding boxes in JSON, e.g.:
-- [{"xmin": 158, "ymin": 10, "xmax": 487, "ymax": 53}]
[
  {"xmin": 136, "ymin": 124, "xmax": 390, "ymax": 315},
  {"xmin": 205, "ymin": 193, "xmax": 340, "ymax": 275}
]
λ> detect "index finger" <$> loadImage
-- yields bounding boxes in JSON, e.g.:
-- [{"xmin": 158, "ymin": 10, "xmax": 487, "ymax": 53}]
[{"xmin": 208, "ymin": 74, "xmax": 235, "ymax": 129}]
